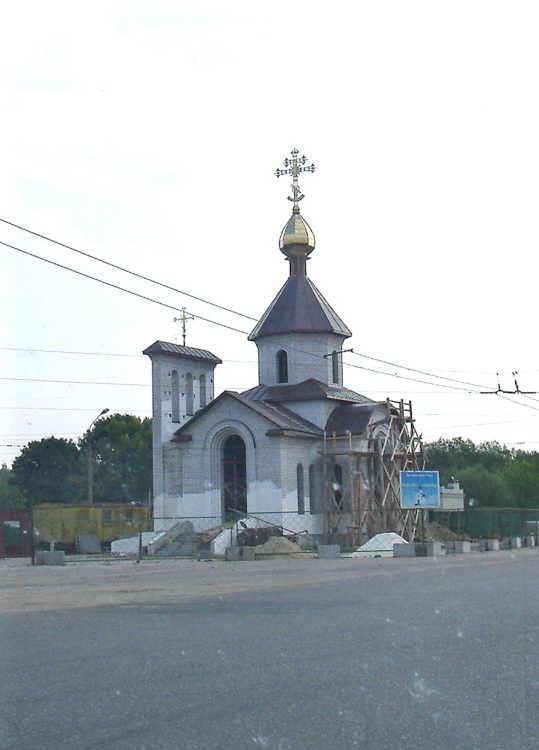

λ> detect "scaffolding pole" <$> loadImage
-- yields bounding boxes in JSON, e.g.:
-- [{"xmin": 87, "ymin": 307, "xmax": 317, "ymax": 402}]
[{"xmin": 319, "ymin": 399, "xmax": 424, "ymax": 544}]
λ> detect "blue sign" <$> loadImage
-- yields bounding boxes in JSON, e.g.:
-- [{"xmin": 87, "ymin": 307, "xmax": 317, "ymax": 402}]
[{"xmin": 400, "ymin": 471, "xmax": 441, "ymax": 509}]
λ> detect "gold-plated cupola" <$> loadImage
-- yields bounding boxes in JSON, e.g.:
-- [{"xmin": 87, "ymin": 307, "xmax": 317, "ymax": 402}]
[{"xmin": 279, "ymin": 204, "xmax": 316, "ymax": 256}]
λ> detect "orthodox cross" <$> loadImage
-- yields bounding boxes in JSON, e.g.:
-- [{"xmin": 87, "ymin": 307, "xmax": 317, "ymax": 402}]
[
  {"xmin": 173, "ymin": 307, "xmax": 194, "ymax": 347},
  {"xmin": 275, "ymin": 148, "xmax": 316, "ymax": 203}
]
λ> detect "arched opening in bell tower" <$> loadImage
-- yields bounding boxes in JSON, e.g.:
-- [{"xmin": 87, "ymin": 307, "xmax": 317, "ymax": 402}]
[{"xmin": 222, "ymin": 435, "xmax": 247, "ymax": 521}]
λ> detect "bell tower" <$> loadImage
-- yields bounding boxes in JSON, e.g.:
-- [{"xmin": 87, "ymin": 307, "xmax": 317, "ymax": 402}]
[{"xmin": 143, "ymin": 341, "xmax": 222, "ymax": 518}]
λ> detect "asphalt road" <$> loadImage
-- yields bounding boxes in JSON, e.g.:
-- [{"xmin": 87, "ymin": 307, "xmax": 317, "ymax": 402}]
[{"xmin": 2, "ymin": 551, "xmax": 539, "ymax": 750}]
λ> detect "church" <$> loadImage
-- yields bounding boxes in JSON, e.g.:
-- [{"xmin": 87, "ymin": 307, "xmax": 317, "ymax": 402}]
[{"xmin": 144, "ymin": 150, "xmax": 423, "ymax": 545}]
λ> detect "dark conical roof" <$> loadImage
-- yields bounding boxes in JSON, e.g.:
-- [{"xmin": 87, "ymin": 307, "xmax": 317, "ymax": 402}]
[{"xmin": 248, "ymin": 275, "xmax": 352, "ymax": 341}]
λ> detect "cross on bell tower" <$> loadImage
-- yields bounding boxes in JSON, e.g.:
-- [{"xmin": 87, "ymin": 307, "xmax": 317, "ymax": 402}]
[
  {"xmin": 173, "ymin": 307, "xmax": 194, "ymax": 347},
  {"xmin": 275, "ymin": 148, "xmax": 316, "ymax": 204}
]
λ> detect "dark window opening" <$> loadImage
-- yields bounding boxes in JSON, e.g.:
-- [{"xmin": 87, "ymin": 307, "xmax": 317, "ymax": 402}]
[
  {"xmin": 297, "ymin": 464, "xmax": 305, "ymax": 514},
  {"xmin": 331, "ymin": 350, "xmax": 339, "ymax": 384},
  {"xmin": 186, "ymin": 373, "xmax": 194, "ymax": 416},
  {"xmin": 171, "ymin": 370, "xmax": 180, "ymax": 423},
  {"xmin": 200, "ymin": 374, "xmax": 207, "ymax": 408},
  {"xmin": 277, "ymin": 350, "xmax": 288, "ymax": 383},
  {"xmin": 102, "ymin": 509, "xmax": 112, "ymax": 523},
  {"xmin": 223, "ymin": 435, "xmax": 247, "ymax": 521}
]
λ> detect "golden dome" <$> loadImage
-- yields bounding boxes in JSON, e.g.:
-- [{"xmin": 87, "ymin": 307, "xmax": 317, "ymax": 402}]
[{"xmin": 279, "ymin": 205, "xmax": 315, "ymax": 257}]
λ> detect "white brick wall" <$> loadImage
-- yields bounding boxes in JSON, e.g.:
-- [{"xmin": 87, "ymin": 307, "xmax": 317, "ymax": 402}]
[{"xmin": 256, "ymin": 332, "xmax": 347, "ymax": 386}]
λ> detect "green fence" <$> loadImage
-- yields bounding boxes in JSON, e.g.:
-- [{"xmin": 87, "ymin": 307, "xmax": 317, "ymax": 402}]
[{"xmin": 430, "ymin": 507, "xmax": 539, "ymax": 539}]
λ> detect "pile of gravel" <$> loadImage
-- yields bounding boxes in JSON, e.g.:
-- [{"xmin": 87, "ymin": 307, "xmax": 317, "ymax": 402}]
[
  {"xmin": 255, "ymin": 536, "xmax": 302, "ymax": 555},
  {"xmin": 425, "ymin": 522, "xmax": 465, "ymax": 541}
]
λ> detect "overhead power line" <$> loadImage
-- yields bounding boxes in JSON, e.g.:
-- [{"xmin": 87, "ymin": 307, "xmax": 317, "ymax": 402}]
[
  {"xmin": 0, "ymin": 346, "xmax": 143, "ymax": 358},
  {"xmin": 0, "ymin": 433, "xmax": 81, "ymax": 437},
  {"xmin": 350, "ymin": 351, "xmax": 490, "ymax": 390},
  {"xmin": 3, "ymin": 238, "xmax": 477, "ymax": 395},
  {"xmin": 497, "ymin": 394, "xmax": 539, "ymax": 413},
  {"xmin": 341, "ymin": 357, "xmax": 477, "ymax": 392},
  {"xmin": 0, "ymin": 216, "xmax": 257, "ymax": 322},
  {"xmin": 0, "ymin": 239, "xmax": 251, "ymax": 336},
  {"xmin": 3, "ymin": 228, "xmax": 538, "ymax": 410},
  {"xmin": 0, "ymin": 406, "xmax": 151, "ymax": 412},
  {"xmin": 0, "ymin": 376, "xmax": 253, "ymax": 390},
  {"xmin": 0, "ymin": 347, "xmax": 257, "ymax": 365},
  {"xmin": 0, "ymin": 376, "xmax": 149, "ymax": 387}
]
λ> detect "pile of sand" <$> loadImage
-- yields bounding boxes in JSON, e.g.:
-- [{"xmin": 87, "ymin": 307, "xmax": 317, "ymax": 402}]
[
  {"xmin": 351, "ymin": 532, "xmax": 408, "ymax": 558},
  {"xmin": 254, "ymin": 536, "xmax": 302, "ymax": 555}
]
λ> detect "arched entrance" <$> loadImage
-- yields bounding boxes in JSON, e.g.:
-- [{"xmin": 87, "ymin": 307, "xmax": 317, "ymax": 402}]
[{"xmin": 222, "ymin": 435, "xmax": 247, "ymax": 521}]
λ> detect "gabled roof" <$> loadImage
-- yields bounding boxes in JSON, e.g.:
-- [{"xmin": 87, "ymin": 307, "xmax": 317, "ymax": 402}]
[
  {"xmin": 241, "ymin": 378, "xmax": 372, "ymax": 405},
  {"xmin": 172, "ymin": 390, "xmax": 322, "ymax": 441},
  {"xmin": 248, "ymin": 276, "xmax": 352, "ymax": 341},
  {"xmin": 143, "ymin": 340, "xmax": 222, "ymax": 363}
]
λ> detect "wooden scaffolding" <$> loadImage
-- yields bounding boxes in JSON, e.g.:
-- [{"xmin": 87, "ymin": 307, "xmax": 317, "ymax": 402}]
[{"xmin": 320, "ymin": 399, "xmax": 425, "ymax": 546}]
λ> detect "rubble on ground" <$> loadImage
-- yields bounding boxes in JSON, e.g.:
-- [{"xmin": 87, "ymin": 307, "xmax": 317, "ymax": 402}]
[
  {"xmin": 197, "ymin": 524, "xmax": 231, "ymax": 547},
  {"xmin": 111, "ymin": 532, "xmax": 165, "ymax": 556},
  {"xmin": 424, "ymin": 522, "xmax": 464, "ymax": 541}
]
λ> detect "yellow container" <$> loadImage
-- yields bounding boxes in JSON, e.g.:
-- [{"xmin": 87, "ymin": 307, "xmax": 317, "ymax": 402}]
[{"xmin": 32, "ymin": 504, "xmax": 151, "ymax": 546}]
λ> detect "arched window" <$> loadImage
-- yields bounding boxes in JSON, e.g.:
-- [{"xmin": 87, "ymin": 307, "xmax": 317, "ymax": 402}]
[
  {"xmin": 309, "ymin": 464, "xmax": 318, "ymax": 513},
  {"xmin": 185, "ymin": 373, "xmax": 194, "ymax": 416},
  {"xmin": 223, "ymin": 435, "xmax": 247, "ymax": 520},
  {"xmin": 277, "ymin": 350, "xmax": 288, "ymax": 383},
  {"xmin": 171, "ymin": 370, "xmax": 180, "ymax": 423},
  {"xmin": 331, "ymin": 350, "xmax": 339, "ymax": 384},
  {"xmin": 333, "ymin": 463, "xmax": 343, "ymax": 507},
  {"xmin": 199, "ymin": 374, "xmax": 207, "ymax": 409},
  {"xmin": 297, "ymin": 464, "xmax": 305, "ymax": 514}
]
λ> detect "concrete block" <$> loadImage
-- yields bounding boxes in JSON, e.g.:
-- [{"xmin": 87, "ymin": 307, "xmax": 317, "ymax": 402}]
[
  {"xmin": 35, "ymin": 550, "xmax": 65, "ymax": 566},
  {"xmin": 454, "ymin": 541, "xmax": 471, "ymax": 554},
  {"xmin": 511, "ymin": 537, "xmax": 522, "ymax": 549},
  {"xmin": 393, "ymin": 543, "xmax": 416, "ymax": 557},
  {"xmin": 317, "ymin": 544, "xmax": 341, "ymax": 559},
  {"xmin": 225, "ymin": 546, "xmax": 241, "ymax": 561},
  {"xmin": 424, "ymin": 541, "xmax": 445, "ymax": 557},
  {"xmin": 525, "ymin": 536, "xmax": 535, "ymax": 547},
  {"xmin": 225, "ymin": 546, "xmax": 256, "ymax": 561},
  {"xmin": 75, "ymin": 534, "xmax": 101, "ymax": 554},
  {"xmin": 487, "ymin": 539, "xmax": 500, "ymax": 551}
]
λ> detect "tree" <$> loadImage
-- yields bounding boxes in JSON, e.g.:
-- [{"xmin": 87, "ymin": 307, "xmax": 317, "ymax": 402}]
[
  {"xmin": 424, "ymin": 437, "xmax": 513, "ymax": 483},
  {"xmin": 502, "ymin": 461, "xmax": 539, "ymax": 508},
  {"xmin": 11, "ymin": 438, "xmax": 82, "ymax": 506},
  {"xmin": 0, "ymin": 464, "xmax": 26, "ymax": 508},
  {"xmin": 457, "ymin": 466, "xmax": 511, "ymax": 508},
  {"xmin": 79, "ymin": 414, "xmax": 151, "ymax": 503}
]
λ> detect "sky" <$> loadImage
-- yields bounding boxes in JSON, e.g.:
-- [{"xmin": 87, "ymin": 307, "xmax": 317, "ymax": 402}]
[{"xmin": 1, "ymin": 0, "xmax": 539, "ymax": 467}]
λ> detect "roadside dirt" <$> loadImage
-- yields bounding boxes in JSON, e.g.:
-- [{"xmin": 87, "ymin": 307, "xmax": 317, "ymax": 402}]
[{"xmin": 2, "ymin": 549, "xmax": 538, "ymax": 615}]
